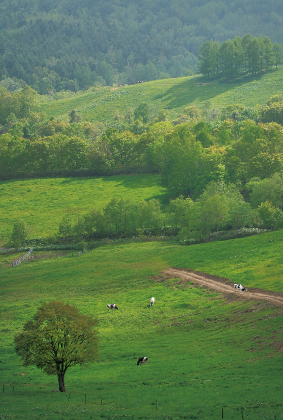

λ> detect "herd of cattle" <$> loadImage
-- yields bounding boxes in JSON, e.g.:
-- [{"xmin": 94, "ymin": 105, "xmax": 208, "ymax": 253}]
[
  {"xmin": 107, "ymin": 298, "xmax": 154, "ymax": 366},
  {"xmin": 107, "ymin": 282, "xmax": 247, "ymax": 366}
]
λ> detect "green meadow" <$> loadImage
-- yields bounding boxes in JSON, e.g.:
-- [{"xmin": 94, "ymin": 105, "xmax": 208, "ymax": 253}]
[
  {"xmin": 2, "ymin": 67, "xmax": 283, "ymax": 418},
  {"xmin": 1, "ymin": 234, "xmax": 283, "ymax": 419},
  {"xmin": 0, "ymin": 174, "xmax": 167, "ymax": 243},
  {"xmin": 38, "ymin": 68, "xmax": 283, "ymax": 124}
]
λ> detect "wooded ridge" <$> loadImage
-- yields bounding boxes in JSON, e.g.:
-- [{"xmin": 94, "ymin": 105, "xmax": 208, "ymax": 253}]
[{"xmin": 0, "ymin": 0, "xmax": 283, "ymax": 91}]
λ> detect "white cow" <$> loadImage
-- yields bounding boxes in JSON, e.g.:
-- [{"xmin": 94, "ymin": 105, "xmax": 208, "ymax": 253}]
[{"xmin": 150, "ymin": 297, "xmax": 155, "ymax": 307}]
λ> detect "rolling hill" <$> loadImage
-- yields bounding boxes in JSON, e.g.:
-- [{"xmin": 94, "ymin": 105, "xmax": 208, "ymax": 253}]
[{"xmin": 38, "ymin": 67, "xmax": 283, "ymax": 124}]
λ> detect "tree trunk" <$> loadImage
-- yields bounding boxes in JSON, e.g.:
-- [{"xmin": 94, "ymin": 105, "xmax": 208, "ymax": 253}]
[{"xmin": 58, "ymin": 372, "xmax": 66, "ymax": 392}]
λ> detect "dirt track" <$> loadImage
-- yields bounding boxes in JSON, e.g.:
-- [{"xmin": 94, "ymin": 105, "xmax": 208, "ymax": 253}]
[{"xmin": 162, "ymin": 268, "xmax": 283, "ymax": 309}]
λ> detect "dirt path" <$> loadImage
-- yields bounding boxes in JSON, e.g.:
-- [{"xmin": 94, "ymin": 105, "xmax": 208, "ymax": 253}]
[{"xmin": 163, "ymin": 268, "xmax": 283, "ymax": 308}]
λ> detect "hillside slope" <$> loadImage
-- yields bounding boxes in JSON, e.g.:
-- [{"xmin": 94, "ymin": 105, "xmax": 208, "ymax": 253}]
[
  {"xmin": 1, "ymin": 237, "xmax": 283, "ymax": 419},
  {"xmin": 38, "ymin": 67, "xmax": 283, "ymax": 124}
]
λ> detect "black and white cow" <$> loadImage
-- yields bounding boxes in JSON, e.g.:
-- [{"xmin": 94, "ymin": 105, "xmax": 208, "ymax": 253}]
[
  {"xmin": 137, "ymin": 357, "xmax": 148, "ymax": 366},
  {"xmin": 107, "ymin": 303, "xmax": 119, "ymax": 309},
  {"xmin": 234, "ymin": 283, "xmax": 247, "ymax": 291}
]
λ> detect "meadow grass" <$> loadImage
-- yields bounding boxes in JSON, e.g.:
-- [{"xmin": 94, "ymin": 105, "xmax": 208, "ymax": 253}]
[
  {"xmin": 38, "ymin": 68, "xmax": 283, "ymax": 124},
  {"xmin": 0, "ymin": 236, "xmax": 283, "ymax": 419},
  {"xmin": 0, "ymin": 174, "xmax": 167, "ymax": 244}
]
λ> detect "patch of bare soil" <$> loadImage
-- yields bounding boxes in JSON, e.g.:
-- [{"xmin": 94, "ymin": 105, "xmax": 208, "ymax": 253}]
[{"xmin": 160, "ymin": 268, "xmax": 283, "ymax": 309}]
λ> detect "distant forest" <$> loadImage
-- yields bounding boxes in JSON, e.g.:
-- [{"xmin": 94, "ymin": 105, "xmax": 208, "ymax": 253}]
[{"xmin": 0, "ymin": 0, "xmax": 283, "ymax": 92}]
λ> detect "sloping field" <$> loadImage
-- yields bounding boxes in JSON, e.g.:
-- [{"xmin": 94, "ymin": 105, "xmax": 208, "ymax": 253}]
[
  {"xmin": 1, "ymin": 234, "xmax": 283, "ymax": 419},
  {"xmin": 38, "ymin": 68, "xmax": 283, "ymax": 124},
  {"xmin": 0, "ymin": 174, "xmax": 167, "ymax": 243}
]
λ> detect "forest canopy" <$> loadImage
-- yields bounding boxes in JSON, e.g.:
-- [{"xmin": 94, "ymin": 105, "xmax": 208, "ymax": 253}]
[
  {"xmin": 0, "ymin": 0, "xmax": 283, "ymax": 91},
  {"xmin": 198, "ymin": 35, "xmax": 283, "ymax": 79}
]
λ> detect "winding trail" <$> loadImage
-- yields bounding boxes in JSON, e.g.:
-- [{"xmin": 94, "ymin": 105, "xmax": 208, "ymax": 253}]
[{"xmin": 162, "ymin": 268, "xmax": 283, "ymax": 308}]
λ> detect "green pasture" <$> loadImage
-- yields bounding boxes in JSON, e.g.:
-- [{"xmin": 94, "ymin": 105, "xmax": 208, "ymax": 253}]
[
  {"xmin": 1, "ymin": 235, "xmax": 283, "ymax": 419},
  {"xmin": 0, "ymin": 174, "xmax": 167, "ymax": 244},
  {"xmin": 38, "ymin": 68, "xmax": 283, "ymax": 124}
]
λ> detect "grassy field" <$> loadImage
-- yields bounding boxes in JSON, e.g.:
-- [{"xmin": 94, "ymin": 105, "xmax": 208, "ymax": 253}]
[
  {"xmin": 38, "ymin": 67, "xmax": 283, "ymax": 124},
  {"xmin": 1, "ymin": 233, "xmax": 283, "ymax": 419},
  {"xmin": 0, "ymin": 174, "xmax": 167, "ymax": 244}
]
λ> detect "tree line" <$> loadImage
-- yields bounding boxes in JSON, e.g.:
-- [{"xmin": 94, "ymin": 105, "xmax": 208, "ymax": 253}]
[
  {"xmin": 4, "ymin": 85, "xmax": 283, "ymax": 243},
  {"xmin": 57, "ymin": 186, "xmax": 257, "ymax": 243},
  {"xmin": 2, "ymin": 96, "xmax": 283, "ymax": 193},
  {"xmin": 12, "ymin": 176, "xmax": 283, "ymax": 248},
  {"xmin": 198, "ymin": 34, "xmax": 283, "ymax": 79}
]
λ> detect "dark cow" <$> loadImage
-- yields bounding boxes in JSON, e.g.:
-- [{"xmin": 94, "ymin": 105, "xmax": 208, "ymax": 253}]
[
  {"xmin": 107, "ymin": 303, "xmax": 119, "ymax": 309},
  {"xmin": 137, "ymin": 357, "xmax": 148, "ymax": 366}
]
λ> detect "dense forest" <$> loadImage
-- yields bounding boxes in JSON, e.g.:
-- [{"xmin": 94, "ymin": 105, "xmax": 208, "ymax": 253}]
[
  {"xmin": 0, "ymin": 0, "xmax": 283, "ymax": 92},
  {"xmin": 198, "ymin": 35, "xmax": 283, "ymax": 79}
]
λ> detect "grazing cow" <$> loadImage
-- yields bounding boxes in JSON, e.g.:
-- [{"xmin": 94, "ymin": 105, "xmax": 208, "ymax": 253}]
[
  {"xmin": 150, "ymin": 297, "xmax": 155, "ymax": 307},
  {"xmin": 137, "ymin": 357, "xmax": 148, "ymax": 366},
  {"xmin": 107, "ymin": 303, "xmax": 119, "ymax": 310},
  {"xmin": 234, "ymin": 283, "xmax": 247, "ymax": 291}
]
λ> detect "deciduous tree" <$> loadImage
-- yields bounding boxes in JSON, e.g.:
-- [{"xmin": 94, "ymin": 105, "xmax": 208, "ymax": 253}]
[
  {"xmin": 14, "ymin": 301, "xmax": 99, "ymax": 392},
  {"xmin": 11, "ymin": 219, "xmax": 28, "ymax": 246}
]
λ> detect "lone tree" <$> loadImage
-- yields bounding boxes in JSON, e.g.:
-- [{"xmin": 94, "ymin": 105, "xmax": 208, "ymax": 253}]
[
  {"xmin": 14, "ymin": 301, "xmax": 99, "ymax": 392},
  {"xmin": 11, "ymin": 219, "xmax": 28, "ymax": 247}
]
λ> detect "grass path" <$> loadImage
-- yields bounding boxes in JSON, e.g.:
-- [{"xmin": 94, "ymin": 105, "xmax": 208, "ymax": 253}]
[{"xmin": 163, "ymin": 267, "xmax": 283, "ymax": 308}]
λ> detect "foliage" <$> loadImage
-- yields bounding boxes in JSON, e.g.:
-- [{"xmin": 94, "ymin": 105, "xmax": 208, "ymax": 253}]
[
  {"xmin": 0, "ymin": 86, "xmax": 37, "ymax": 126},
  {"xmin": 260, "ymin": 101, "xmax": 283, "ymax": 125},
  {"xmin": 198, "ymin": 34, "xmax": 283, "ymax": 80},
  {"xmin": 2, "ymin": 2, "xmax": 282, "ymax": 91},
  {"xmin": 11, "ymin": 218, "xmax": 28, "ymax": 246},
  {"xmin": 257, "ymin": 200, "xmax": 283, "ymax": 229},
  {"xmin": 14, "ymin": 301, "xmax": 99, "ymax": 392},
  {"xmin": 247, "ymin": 173, "xmax": 283, "ymax": 209}
]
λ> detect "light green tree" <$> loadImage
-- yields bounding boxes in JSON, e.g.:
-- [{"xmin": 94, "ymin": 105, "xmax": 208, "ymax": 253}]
[
  {"xmin": 14, "ymin": 301, "xmax": 99, "ymax": 392},
  {"xmin": 257, "ymin": 201, "xmax": 283, "ymax": 229},
  {"xmin": 11, "ymin": 219, "xmax": 28, "ymax": 246}
]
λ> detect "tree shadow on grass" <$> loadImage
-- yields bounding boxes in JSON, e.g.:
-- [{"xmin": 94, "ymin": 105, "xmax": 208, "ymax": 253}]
[
  {"xmin": 101, "ymin": 174, "xmax": 162, "ymax": 189},
  {"xmin": 101, "ymin": 175, "xmax": 169, "ymax": 205},
  {"xmin": 154, "ymin": 73, "xmax": 268, "ymax": 109}
]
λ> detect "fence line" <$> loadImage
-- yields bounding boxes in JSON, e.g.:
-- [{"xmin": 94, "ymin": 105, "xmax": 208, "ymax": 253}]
[{"xmin": 12, "ymin": 247, "xmax": 34, "ymax": 267}]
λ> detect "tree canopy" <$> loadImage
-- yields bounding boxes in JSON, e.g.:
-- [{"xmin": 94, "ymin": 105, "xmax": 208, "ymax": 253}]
[
  {"xmin": 198, "ymin": 35, "xmax": 283, "ymax": 80},
  {"xmin": 14, "ymin": 301, "xmax": 99, "ymax": 392},
  {"xmin": 0, "ymin": 1, "xmax": 283, "ymax": 90}
]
